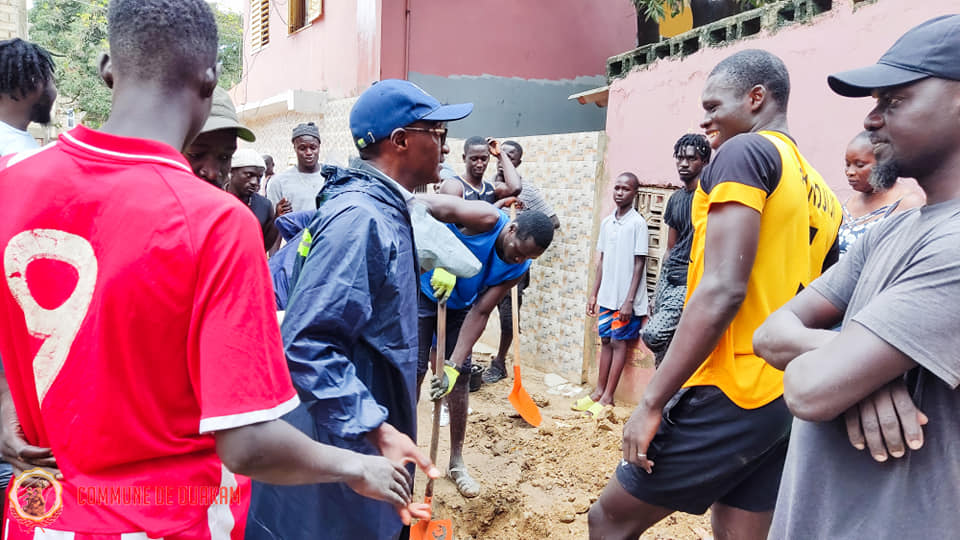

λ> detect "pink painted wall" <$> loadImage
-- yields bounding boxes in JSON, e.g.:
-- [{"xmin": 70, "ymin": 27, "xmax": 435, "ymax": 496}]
[
  {"xmin": 236, "ymin": 0, "xmax": 382, "ymax": 104},
  {"xmin": 237, "ymin": 0, "xmax": 636, "ymax": 104},
  {"xmin": 379, "ymin": 0, "xmax": 407, "ymax": 80},
  {"xmin": 599, "ymin": 0, "xmax": 955, "ymax": 405},
  {"xmin": 604, "ymin": 0, "xmax": 955, "ymax": 218},
  {"xmin": 406, "ymin": 0, "xmax": 637, "ymax": 79}
]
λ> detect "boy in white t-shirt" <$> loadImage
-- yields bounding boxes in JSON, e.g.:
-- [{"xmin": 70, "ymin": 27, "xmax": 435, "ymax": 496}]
[{"xmin": 578, "ymin": 172, "xmax": 648, "ymax": 416}]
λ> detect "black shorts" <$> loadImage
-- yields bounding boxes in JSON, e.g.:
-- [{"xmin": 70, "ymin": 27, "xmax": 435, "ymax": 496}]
[
  {"xmin": 417, "ymin": 292, "xmax": 472, "ymax": 378},
  {"xmin": 616, "ymin": 386, "xmax": 791, "ymax": 515}
]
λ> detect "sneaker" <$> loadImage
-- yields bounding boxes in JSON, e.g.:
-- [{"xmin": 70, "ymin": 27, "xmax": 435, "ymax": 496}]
[{"xmin": 482, "ymin": 363, "xmax": 507, "ymax": 384}]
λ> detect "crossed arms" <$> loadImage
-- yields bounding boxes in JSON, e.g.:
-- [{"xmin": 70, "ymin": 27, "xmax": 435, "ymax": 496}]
[{"xmin": 754, "ymin": 272, "xmax": 928, "ymax": 461}]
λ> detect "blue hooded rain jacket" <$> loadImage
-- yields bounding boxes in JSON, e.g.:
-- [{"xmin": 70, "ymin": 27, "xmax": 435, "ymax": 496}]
[{"xmin": 246, "ymin": 161, "xmax": 419, "ymax": 540}]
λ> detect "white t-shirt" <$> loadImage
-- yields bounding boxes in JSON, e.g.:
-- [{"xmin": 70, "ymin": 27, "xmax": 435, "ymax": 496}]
[
  {"xmin": 597, "ymin": 208, "xmax": 649, "ymax": 315},
  {"xmin": 0, "ymin": 120, "xmax": 39, "ymax": 156}
]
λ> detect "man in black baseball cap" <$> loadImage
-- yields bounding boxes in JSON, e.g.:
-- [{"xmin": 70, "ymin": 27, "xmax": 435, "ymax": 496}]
[
  {"xmin": 753, "ymin": 14, "xmax": 960, "ymax": 539},
  {"xmin": 827, "ymin": 14, "xmax": 960, "ymax": 97},
  {"xmin": 248, "ymin": 80, "xmax": 471, "ymax": 540}
]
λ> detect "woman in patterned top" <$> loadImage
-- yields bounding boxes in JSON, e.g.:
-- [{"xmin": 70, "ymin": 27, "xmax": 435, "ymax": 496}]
[{"xmin": 838, "ymin": 131, "xmax": 924, "ymax": 256}]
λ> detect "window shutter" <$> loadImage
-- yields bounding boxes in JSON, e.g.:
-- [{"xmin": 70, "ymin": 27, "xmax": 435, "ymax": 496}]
[
  {"xmin": 250, "ymin": 0, "xmax": 270, "ymax": 51},
  {"xmin": 306, "ymin": 0, "xmax": 322, "ymax": 22},
  {"xmin": 288, "ymin": 0, "xmax": 305, "ymax": 33}
]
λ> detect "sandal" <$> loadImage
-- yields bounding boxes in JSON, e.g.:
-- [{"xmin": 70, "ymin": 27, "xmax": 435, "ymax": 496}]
[
  {"xmin": 482, "ymin": 363, "xmax": 507, "ymax": 384},
  {"xmin": 571, "ymin": 395, "xmax": 595, "ymax": 412},
  {"xmin": 583, "ymin": 402, "xmax": 608, "ymax": 418},
  {"xmin": 449, "ymin": 465, "xmax": 481, "ymax": 498}
]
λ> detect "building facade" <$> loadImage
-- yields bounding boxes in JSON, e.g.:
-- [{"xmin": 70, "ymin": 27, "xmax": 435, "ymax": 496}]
[
  {"xmin": 0, "ymin": 0, "xmax": 26, "ymax": 40},
  {"xmin": 234, "ymin": 0, "xmax": 637, "ymax": 165},
  {"xmin": 595, "ymin": 0, "xmax": 955, "ymax": 403}
]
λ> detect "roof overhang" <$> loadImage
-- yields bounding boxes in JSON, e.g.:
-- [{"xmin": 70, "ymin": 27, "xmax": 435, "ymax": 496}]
[
  {"xmin": 234, "ymin": 89, "xmax": 328, "ymax": 121},
  {"xmin": 568, "ymin": 86, "xmax": 609, "ymax": 108}
]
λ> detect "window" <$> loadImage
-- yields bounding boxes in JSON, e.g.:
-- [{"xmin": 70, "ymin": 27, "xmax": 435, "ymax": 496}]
[
  {"xmin": 288, "ymin": 0, "xmax": 322, "ymax": 33},
  {"xmin": 250, "ymin": 0, "xmax": 269, "ymax": 51}
]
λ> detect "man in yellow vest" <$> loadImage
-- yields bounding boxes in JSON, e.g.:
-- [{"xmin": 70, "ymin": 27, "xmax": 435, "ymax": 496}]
[{"xmin": 589, "ymin": 49, "xmax": 841, "ymax": 540}]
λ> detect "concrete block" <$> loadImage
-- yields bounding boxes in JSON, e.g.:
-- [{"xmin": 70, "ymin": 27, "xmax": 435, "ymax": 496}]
[{"xmin": 605, "ymin": 0, "xmax": 839, "ymax": 80}]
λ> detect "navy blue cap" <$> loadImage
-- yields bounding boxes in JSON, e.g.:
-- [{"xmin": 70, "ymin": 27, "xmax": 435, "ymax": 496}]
[
  {"xmin": 350, "ymin": 79, "xmax": 473, "ymax": 150},
  {"xmin": 829, "ymin": 14, "xmax": 960, "ymax": 97}
]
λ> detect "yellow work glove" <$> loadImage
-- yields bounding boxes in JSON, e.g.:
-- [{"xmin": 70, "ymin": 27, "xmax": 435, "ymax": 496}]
[
  {"xmin": 430, "ymin": 268, "xmax": 456, "ymax": 302},
  {"xmin": 430, "ymin": 363, "xmax": 460, "ymax": 401}
]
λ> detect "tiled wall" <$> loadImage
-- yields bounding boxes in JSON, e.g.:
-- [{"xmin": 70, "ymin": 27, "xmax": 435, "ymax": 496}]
[
  {"xmin": 448, "ymin": 132, "xmax": 604, "ymax": 382},
  {"xmin": 314, "ymin": 97, "xmax": 360, "ymax": 167},
  {"xmin": 514, "ymin": 133, "xmax": 603, "ymax": 381},
  {"xmin": 0, "ymin": 0, "xmax": 26, "ymax": 40},
  {"xmin": 239, "ymin": 96, "xmax": 359, "ymax": 171}
]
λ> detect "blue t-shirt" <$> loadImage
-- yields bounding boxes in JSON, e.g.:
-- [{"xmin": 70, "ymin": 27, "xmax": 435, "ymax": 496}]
[{"xmin": 420, "ymin": 210, "xmax": 531, "ymax": 310}]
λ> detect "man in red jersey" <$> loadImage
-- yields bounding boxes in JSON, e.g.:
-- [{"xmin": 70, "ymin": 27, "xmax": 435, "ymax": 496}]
[{"xmin": 0, "ymin": 0, "xmax": 434, "ymax": 538}]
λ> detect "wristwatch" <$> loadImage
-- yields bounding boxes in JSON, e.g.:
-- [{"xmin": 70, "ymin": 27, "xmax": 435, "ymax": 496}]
[{"xmin": 444, "ymin": 360, "xmax": 468, "ymax": 374}]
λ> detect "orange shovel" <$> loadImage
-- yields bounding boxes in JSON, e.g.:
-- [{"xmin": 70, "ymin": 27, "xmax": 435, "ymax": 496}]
[
  {"xmin": 411, "ymin": 302, "xmax": 453, "ymax": 540},
  {"xmin": 507, "ymin": 205, "xmax": 542, "ymax": 427}
]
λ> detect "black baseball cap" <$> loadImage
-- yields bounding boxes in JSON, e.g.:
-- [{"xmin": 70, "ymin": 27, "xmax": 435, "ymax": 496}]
[{"xmin": 828, "ymin": 14, "xmax": 960, "ymax": 97}]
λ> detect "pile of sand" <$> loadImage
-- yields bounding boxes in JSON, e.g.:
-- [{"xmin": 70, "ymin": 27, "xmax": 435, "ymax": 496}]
[{"xmin": 414, "ymin": 364, "xmax": 712, "ymax": 539}]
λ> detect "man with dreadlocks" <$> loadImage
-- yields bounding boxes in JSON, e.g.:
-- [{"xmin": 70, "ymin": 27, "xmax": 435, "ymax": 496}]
[
  {"xmin": 641, "ymin": 133, "xmax": 710, "ymax": 368},
  {"xmin": 0, "ymin": 38, "xmax": 56, "ymax": 155}
]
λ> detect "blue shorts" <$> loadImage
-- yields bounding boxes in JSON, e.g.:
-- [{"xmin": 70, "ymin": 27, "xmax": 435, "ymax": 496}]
[{"xmin": 598, "ymin": 306, "xmax": 643, "ymax": 341}]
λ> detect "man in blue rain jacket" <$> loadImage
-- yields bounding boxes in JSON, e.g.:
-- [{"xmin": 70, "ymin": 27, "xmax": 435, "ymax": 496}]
[{"xmin": 246, "ymin": 80, "xmax": 472, "ymax": 540}]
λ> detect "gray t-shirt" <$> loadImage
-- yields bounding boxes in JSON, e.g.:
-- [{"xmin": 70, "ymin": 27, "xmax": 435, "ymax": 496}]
[
  {"xmin": 265, "ymin": 166, "xmax": 326, "ymax": 214},
  {"xmin": 770, "ymin": 199, "xmax": 960, "ymax": 539}
]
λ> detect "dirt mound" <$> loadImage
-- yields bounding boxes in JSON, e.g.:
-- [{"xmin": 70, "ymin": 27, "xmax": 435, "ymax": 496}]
[{"xmin": 414, "ymin": 364, "xmax": 711, "ymax": 539}]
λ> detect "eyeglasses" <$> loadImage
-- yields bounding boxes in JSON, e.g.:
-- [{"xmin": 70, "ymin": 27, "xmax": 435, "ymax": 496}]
[{"xmin": 400, "ymin": 126, "xmax": 448, "ymax": 146}]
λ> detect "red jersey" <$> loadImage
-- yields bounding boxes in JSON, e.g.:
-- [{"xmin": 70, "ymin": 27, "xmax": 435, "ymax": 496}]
[{"xmin": 0, "ymin": 126, "xmax": 298, "ymax": 537}]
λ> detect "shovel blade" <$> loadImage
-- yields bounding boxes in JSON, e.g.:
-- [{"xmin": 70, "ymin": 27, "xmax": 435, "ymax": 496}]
[
  {"xmin": 410, "ymin": 519, "xmax": 453, "ymax": 540},
  {"xmin": 508, "ymin": 365, "xmax": 542, "ymax": 427},
  {"xmin": 410, "ymin": 496, "xmax": 453, "ymax": 540}
]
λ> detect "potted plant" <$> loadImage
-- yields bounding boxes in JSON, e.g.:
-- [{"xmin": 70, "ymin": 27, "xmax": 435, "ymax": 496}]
[{"xmin": 632, "ymin": 0, "xmax": 773, "ymax": 45}]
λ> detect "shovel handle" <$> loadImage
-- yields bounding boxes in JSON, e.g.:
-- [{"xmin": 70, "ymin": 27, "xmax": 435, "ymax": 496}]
[
  {"xmin": 509, "ymin": 203, "xmax": 520, "ymax": 370},
  {"xmin": 511, "ymin": 286, "xmax": 520, "ymax": 370},
  {"xmin": 425, "ymin": 302, "xmax": 446, "ymax": 498}
]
